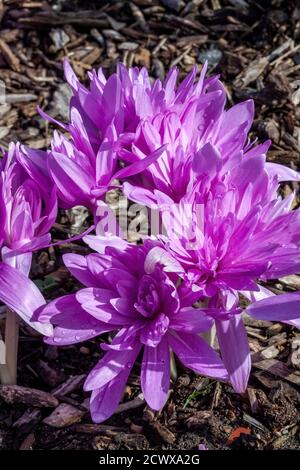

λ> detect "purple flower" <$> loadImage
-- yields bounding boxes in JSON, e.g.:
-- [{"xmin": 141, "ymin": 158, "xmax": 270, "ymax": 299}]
[
  {"xmin": 121, "ymin": 81, "xmax": 300, "ymax": 208},
  {"xmin": 38, "ymin": 237, "xmax": 228, "ymax": 422},
  {"xmin": 157, "ymin": 142, "xmax": 300, "ymax": 393},
  {"xmin": 18, "ymin": 128, "xmax": 164, "ymax": 225},
  {"xmin": 19, "ymin": 61, "xmax": 226, "ymax": 215},
  {"xmin": 0, "ymin": 143, "xmax": 55, "ymax": 334}
]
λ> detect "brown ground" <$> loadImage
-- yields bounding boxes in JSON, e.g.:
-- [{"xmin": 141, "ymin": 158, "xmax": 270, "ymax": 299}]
[{"xmin": 1, "ymin": 0, "xmax": 300, "ymax": 450}]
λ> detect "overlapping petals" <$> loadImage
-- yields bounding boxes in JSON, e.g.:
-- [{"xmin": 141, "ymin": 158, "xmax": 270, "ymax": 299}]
[
  {"xmin": 2, "ymin": 61, "xmax": 300, "ymax": 423},
  {"xmin": 0, "ymin": 143, "xmax": 55, "ymax": 334},
  {"xmin": 38, "ymin": 238, "xmax": 227, "ymax": 422}
]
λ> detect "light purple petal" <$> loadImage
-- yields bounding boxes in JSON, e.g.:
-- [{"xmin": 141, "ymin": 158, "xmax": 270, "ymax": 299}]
[
  {"xmin": 16, "ymin": 144, "xmax": 53, "ymax": 192},
  {"xmin": 141, "ymin": 338, "xmax": 170, "ymax": 410},
  {"xmin": 247, "ymin": 291, "xmax": 300, "ymax": 322},
  {"xmin": 285, "ymin": 319, "xmax": 300, "ymax": 329},
  {"xmin": 83, "ymin": 234, "xmax": 129, "ymax": 254},
  {"xmin": 48, "ymin": 151, "xmax": 94, "ymax": 207},
  {"xmin": 76, "ymin": 288, "xmax": 134, "ymax": 325},
  {"xmin": 1, "ymin": 247, "xmax": 32, "ymax": 277},
  {"xmin": 240, "ymin": 285, "xmax": 275, "ymax": 302},
  {"xmin": 89, "ymin": 368, "xmax": 132, "ymax": 423},
  {"xmin": 168, "ymin": 331, "xmax": 228, "ymax": 379},
  {"xmin": 265, "ymin": 162, "xmax": 300, "ymax": 182},
  {"xmin": 38, "ymin": 294, "xmax": 109, "ymax": 345},
  {"xmin": 0, "ymin": 262, "xmax": 51, "ymax": 335},
  {"xmin": 170, "ymin": 307, "xmax": 214, "ymax": 333},
  {"xmin": 84, "ymin": 345, "xmax": 140, "ymax": 391},
  {"xmin": 216, "ymin": 315, "xmax": 251, "ymax": 393},
  {"xmin": 144, "ymin": 246, "xmax": 184, "ymax": 275},
  {"xmin": 63, "ymin": 253, "xmax": 100, "ymax": 287},
  {"xmin": 114, "ymin": 145, "xmax": 167, "ymax": 180}
]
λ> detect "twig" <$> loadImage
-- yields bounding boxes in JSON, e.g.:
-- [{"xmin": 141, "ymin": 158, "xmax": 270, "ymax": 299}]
[{"xmin": 0, "ymin": 38, "xmax": 21, "ymax": 72}]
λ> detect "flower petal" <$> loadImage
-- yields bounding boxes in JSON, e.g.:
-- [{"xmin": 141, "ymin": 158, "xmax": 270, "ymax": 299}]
[
  {"xmin": 0, "ymin": 262, "xmax": 51, "ymax": 336},
  {"xmin": 113, "ymin": 145, "xmax": 167, "ymax": 180},
  {"xmin": 89, "ymin": 368, "xmax": 131, "ymax": 423},
  {"xmin": 38, "ymin": 294, "xmax": 109, "ymax": 344},
  {"xmin": 84, "ymin": 345, "xmax": 140, "ymax": 391},
  {"xmin": 170, "ymin": 307, "xmax": 214, "ymax": 333},
  {"xmin": 76, "ymin": 288, "xmax": 133, "ymax": 325},
  {"xmin": 48, "ymin": 151, "xmax": 94, "ymax": 208},
  {"xmin": 265, "ymin": 162, "xmax": 300, "ymax": 182},
  {"xmin": 141, "ymin": 338, "xmax": 170, "ymax": 410},
  {"xmin": 83, "ymin": 234, "xmax": 128, "ymax": 254},
  {"xmin": 247, "ymin": 291, "xmax": 300, "ymax": 322},
  {"xmin": 16, "ymin": 144, "xmax": 53, "ymax": 192},
  {"xmin": 144, "ymin": 246, "xmax": 184, "ymax": 275},
  {"xmin": 216, "ymin": 315, "xmax": 251, "ymax": 393},
  {"xmin": 168, "ymin": 331, "xmax": 228, "ymax": 379},
  {"xmin": 63, "ymin": 253, "xmax": 100, "ymax": 287}
]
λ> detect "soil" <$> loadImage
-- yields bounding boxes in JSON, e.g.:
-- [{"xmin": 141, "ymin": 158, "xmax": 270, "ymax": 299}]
[{"xmin": 1, "ymin": 0, "xmax": 300, "ymax": 450}]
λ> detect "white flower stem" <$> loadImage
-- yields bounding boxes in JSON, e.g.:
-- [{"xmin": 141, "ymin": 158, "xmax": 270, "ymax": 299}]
[
  {"xmin": 170, "ymin": 350, "xmax": 177, "ymax": 381},
  {"xmin": 198, "ymin": 298, "xmax": 216, "ymax": 348},
  {"xmin": 201, "ymin": 326, "xmax": 216, "ymax": 348},
  {"xmin": 0, "ymin": 309, "xmax": 19, "ymax": 385}
]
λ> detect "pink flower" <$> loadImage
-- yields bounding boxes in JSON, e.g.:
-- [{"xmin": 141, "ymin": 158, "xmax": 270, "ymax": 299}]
[
  {"xmin": 38, "ymin": 237, "xmax": 227, "ymax": 422},
  {"xmin": 158, "ymin": 140, "xmax": 300, "ymax": 393},
  {"xmin": 0, "ymin": 143, "xmax": 55, "ymax": 335}
]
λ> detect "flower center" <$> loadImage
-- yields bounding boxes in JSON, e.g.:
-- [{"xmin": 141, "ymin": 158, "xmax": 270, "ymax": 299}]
[{"xmin": 134, "ymin": 275, "xmax": 160, "ymax": 318}]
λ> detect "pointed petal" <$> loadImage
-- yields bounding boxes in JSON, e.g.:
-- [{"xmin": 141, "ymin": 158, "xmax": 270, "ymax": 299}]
[
  {"xmin": 83, "ymin": 234, "xmax": 128, "ymax": 254},
  {"xmin": 247, "ymin": 292, "xmax": 300, "ymax": 322},
  {"xmin": 144, "ymin": 246, "xmax": 184, "ymax": 275},
  {"xmin": 168, "ymin": 331, "xmax": 228, "ymax": 379},
  {"xmin": 216, "ymin": 315, "xmax": 251, "ymax": 393},
  {"xmin": 63, "ymin": 253, "xmax": 100, "ymax": 287},
  {"xmin": 141, "ymin": 338, "xmax": 170, "ymax": 410},
  {"xmin": 76, "ymin": 288, "xmax": 133, "ymax": 325},
  {"xmin": 170, "ymin": 308, "xmax": 214, "ymax": 333},
  {"xmin": 240, "ymin": 284, "xmax": 275, "ymax": 302},
  {"xmin": 114, "ymin": 145, "xmax": 167, "ymax": 180},
  {"xmin": 89, "ymin": 368, "xmax": 131, "ymax": 423},
  {"xmin": 1, "ymin": 248, "xmax": 32, "ymax": 277},
  {"xmin": 38, "ymin": 294, "xmax": 109, "ymax": 344},
  {"xmin": 48, "ymin": 151, "xmax": 94, "ymax": 207},
  {"xmin": 16, "ymin": 144, "xmax": 53, "ymax": 192},
  {"xmin": 0, "ymin": 262, "xmax": 51, "ymax": 335},
  {"xmin": 84, "ymin": 345, "xmax": 140, "ymax": 391},
  {"xmin": 265, "ymin": 162, "xmax": 300, "ymax": 182}
]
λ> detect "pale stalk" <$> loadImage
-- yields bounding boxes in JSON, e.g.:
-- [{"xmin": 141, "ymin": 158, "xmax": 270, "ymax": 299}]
[
  {"xmin": 198, "ymin": 299, "xmax": 216, "ymax": 348},
  {"xmin": 0, "ymin": 309, "xmax": 19, "ymax": 385},
  {"xmin": 170, "ymin": 350, "xmax": 177, "ymax": 381}
]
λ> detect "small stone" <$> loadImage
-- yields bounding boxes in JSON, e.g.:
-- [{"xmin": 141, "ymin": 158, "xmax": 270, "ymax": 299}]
[
  {"xmin": 49, "ymin": 28, "xmax": 70, "ymax": 51},
  {"xmin": 51, "ymin": 83, "xmax": 72, "ymax": 121},
  {"xmin": 198, "ymin": 48, "xmax": 222, "ymax": 67},
  {"xmin": 79, "ymin": 346, "xmax": 90, "ymax": 355}
]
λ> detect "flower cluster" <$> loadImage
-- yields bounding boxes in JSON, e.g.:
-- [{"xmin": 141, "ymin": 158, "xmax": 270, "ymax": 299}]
[
  {"xmin": 0, "ymin": 143, "xmax": 55, "ymax": 335},
  {"xmin": 2, "ymin": 61, "xmax": 300, "ymax": 422}
]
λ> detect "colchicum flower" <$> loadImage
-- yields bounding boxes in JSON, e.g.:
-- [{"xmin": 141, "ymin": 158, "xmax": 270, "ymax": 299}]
[
  {"xmin": 19, "ymin": 60, "xmax": 226, "ymax": 213},
  {"xmin": 157, "ymin": 141, "xmax": 300, "ymax": 393},
  {"xmin": 123, "ymin": 95, "xmax": 300, "ymax": 208},
  {"xmin": 38, "ymin": 237, "xmax": 228, "ymax": 422},
  {"xmin": 18, "ymin": 124, "xmax": 164, "ymax": 222},
  {"xmin": 0, "ymin": 143, "xmax": 55, "ymax": 334},
  {"xmin": 9, "ymin": 62, "xmax": 300, "ymax": 420}
]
